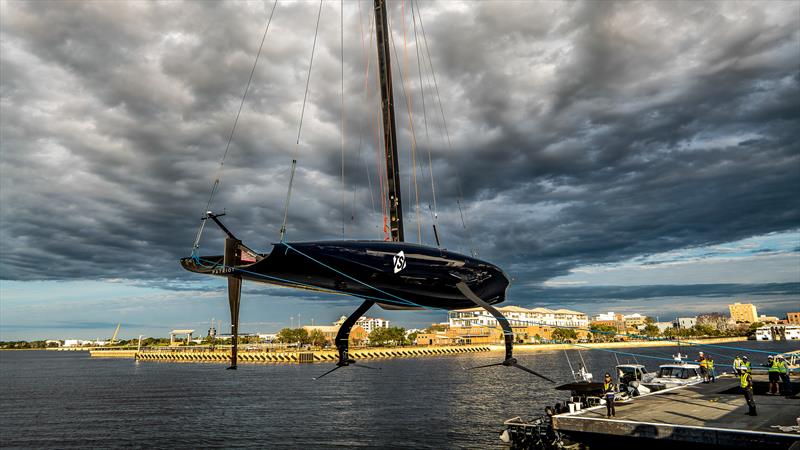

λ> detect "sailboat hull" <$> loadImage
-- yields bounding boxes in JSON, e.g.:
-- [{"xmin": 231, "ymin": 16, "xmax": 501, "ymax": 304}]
[{"xmin": 181, "ymin": 240, "xmax": 509, "ymax": 310}]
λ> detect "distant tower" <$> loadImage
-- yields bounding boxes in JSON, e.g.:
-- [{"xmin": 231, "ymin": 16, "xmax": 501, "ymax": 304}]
[{"xmin": 208, "ymin": 317, "xmax": 217, "ymax": 338}]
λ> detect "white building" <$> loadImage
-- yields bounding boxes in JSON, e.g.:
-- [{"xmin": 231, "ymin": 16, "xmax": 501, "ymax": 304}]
[
  {"xmin": 675, "ymin": 317, "xmax": 697, "ymax": 329},
  {"xmin": 593, "ymin": 312, "xmax": 617, "ymax": 321},
  {"xmin": 63, "ymin": 339, "xmax": 93, "ymax": 347},
  {"xmin": 449, "ymin": 306, "xmax": 589, "ymax": 329},
  {"xmin": 654, "ymin": 322, "xmax": 675, "ymax": 333},
  {"xmin": 755, "ymin": 325, "xmax": 800, "ymax": 341},
  {"xmin": 334, "ymin": 315, "xmax": 390, "ymax": 334}
]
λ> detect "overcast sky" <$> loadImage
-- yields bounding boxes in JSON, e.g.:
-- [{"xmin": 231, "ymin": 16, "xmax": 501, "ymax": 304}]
[{"xmin": 1, "ymin": 0, "xmax": 798, "ymax": 340}]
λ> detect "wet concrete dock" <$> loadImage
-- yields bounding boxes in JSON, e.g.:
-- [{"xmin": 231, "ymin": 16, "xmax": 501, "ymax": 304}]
[{"xmin": 551, "ymin": 373, "xmax": 799, "ymax": 449}]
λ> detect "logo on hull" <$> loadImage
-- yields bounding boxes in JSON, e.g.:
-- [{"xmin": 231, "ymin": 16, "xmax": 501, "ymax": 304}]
[{"xmin": 393, "ymin": 251, "xmax": 406, "ymax": 274}]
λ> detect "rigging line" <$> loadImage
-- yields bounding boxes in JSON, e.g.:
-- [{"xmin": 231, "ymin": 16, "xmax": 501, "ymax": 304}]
[
  {"xmin": 350, "ymin": 0, "xmax": 378, "ymax": 232},
  {"xmin": 296, "ymin": 0, "xmax": 324, "ymax": 148},
  {"xmin": 355, "ymin": 1, "xmax": 378, "ymax": 232},
  {"xmin": 564, "ymin": 347, "xmax": 576, "ymax": 381},
  {"xmin": 191, "ymin": 0, "xmax": 278, "ymax": 254},
  {"xmin": 340, "ymin": 0, "xmax": 346, "ymax": 238},
  {"xmin": 456, "ymin": 200, "xmax": 476, "ymax": 258},
  {"xmin": 387, "ymin": 14, "xmax": 422, "ymax": 244},
  {"xmin": 411, "ymin": 0, "xmax": 438, "ymax": 234},
  {"xmin": 415, "ymin": 3, "xmax": 478, "ymax": 257}
]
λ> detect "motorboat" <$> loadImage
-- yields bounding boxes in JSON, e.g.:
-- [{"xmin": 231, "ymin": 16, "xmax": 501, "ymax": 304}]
[
  {"xmin": 648, "ymin": 363, "xmax": 703, "ymax": 388},
  {"xmin": 616, "ymin": 364, "xmax": 660, "ymax": 396}
]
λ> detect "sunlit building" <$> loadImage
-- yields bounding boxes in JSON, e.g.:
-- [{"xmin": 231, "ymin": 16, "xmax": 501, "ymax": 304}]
[
  {"xmin": 728, "ymin": 302, "xmax": 758, "ymax": 323},
  {"xmin": 333, "ymin": 315, "xmax": 390, "ymax": 334},
  {"xmin": 449, "ymin": 306, "xmax": 588, "ymax": 329}
]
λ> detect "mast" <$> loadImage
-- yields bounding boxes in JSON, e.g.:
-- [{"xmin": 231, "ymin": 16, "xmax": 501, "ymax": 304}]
[{"xmin": 374, "ymin": 0, "xmax": 404, "ymax": 242}]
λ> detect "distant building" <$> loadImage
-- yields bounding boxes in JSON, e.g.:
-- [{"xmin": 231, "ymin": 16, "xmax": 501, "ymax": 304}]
[
  {"xmin": 450, "ymin": 306, "xmax": 588, "ymax": 329},
  {"xmin": 334, "ymin": 315, "xmax": 389, "ymax": 334},
  {"xmin": 257, "ymin": 333, "xmax": 277, "ymax": 343},
  {"xmin": 654, "ymin": 322, "xmax": 674, "ymax": 333},
  {"xmin": 592, "ymin": 312, "xmax": 617, "ymax": 322},
  {"xmin": 623, "ymin": 313, "xmax": 647, "ymax": 330},
  {"xmin": 728, "ymin": 302, "xmax": 758, "ymax": 323},
  {"xmin": 757, "ymin": 314, "xmax": 780, "ymax": 324},
  {"xmin": 590, "ymin": 312, "xmax": 626, "ymax": 333},
  {"xmin": 788, "ymin": 312, "xmax": 800, "ymax": 325},
  {"xmin": 303, "ymin": 325, "xmax": 367, "ymax": 346},
  {"xmin": 675, "ymin": 317, "xmax": 697, "ymax": 329}
]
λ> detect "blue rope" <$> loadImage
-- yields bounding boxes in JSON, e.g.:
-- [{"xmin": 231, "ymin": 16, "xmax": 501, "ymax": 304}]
[
  {"xmin": 281, "ymin": 242, "xmax": 435, "ymax": 310},
  {"xmin": 196, "ymin": 257, "xmax": 422, "ymax": 309},
  {"xmin": 194, "ymin": 245, "xmax": 792, "ymax": 358}
]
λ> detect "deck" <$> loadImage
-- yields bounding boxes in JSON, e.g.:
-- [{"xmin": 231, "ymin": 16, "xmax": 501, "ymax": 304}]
[{"xmin": 550, "ymin": 373, "xmax": 800, "ymax": 449}]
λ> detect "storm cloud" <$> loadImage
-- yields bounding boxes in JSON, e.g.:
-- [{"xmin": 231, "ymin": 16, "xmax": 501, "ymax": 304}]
[{"xmin": 1, "ymin": 1, "xmax": 798, "ymax": 304}]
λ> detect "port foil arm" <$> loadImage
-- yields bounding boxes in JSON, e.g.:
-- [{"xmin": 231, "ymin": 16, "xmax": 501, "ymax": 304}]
[{"xmin": 456, "ymin": 282, "xmax": 555, "ymax": 383}]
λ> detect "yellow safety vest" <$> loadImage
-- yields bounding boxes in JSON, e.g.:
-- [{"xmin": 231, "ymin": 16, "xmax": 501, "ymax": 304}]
[
  {"xmin": 776, "ymin": 360, "xmax": 787, "ymax": 374},
  {"xmin": 740, "ymin": 372, "xmax": 751, "ymax": 389},
  {"xmin": 769, "ymin": 361, "xmax": 780, "ymax": 373},
  {"xmin": 707, "ymin": 359, "xmax": 714, "ymax": 370}
]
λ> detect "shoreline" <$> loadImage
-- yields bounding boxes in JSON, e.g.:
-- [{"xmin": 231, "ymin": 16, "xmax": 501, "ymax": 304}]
[{"xmin": 496, "ymin": 336, "xmax": 750, "ymax": 353}]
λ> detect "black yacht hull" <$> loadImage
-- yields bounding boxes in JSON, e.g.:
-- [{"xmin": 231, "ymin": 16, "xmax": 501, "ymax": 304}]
[{"xmin": 181, "ymin": 240, "xmax": 509, "ymax": 310}]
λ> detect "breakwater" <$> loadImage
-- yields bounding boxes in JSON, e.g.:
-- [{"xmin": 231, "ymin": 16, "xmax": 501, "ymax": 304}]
[
  {"xmin": 87, "ymin": 336, "xmax": 750, "ymax": 364},
  {"xmin": 92, "ymin": 345, "xmax": 492, "ymax": 363}
]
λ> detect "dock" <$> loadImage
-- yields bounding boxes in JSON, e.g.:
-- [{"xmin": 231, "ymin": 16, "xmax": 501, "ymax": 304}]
[{"xmin": 528, "ymin": 373, "xmax": 799, "ymax": 449}]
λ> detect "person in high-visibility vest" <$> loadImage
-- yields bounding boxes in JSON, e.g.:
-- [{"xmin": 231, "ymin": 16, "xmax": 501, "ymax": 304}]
[
  {"xmin": 740, "ymin": 369, "xmax": 757, "ymax": 416},
  {"xmin": 732, "ymin": 356, "xmax": 744, "ymax": 375},
  {"xmin": 776, "ymin": 356, "xmax": 791, "ymax": 396},
  {"xmin": 603, "ymin": 373, "xmax": 616, "ymax": 418},
  {"xmin": 696, "ymin": 352, "xmax": 709, "ymax": 383},
  {"xmin": 742, "ymin": 355, "xmax": 751, "ymax": 373},
  {"xmin": 765, "ymin": 355, "xmax": 781, "ymax": 395},
  {"xmin": 707, "ymin": 356, "xmax": 716, "ymax": 383}
]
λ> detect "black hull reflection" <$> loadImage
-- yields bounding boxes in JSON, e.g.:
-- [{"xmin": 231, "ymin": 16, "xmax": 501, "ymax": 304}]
[{"xmin": 181, "ymin": 241, "xmax": 509, "ymax": 310}]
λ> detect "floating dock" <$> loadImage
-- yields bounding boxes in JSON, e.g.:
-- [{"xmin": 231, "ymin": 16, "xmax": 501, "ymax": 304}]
[
  {"xmin": 506, "ymin": 373, "xmax": 799, "ymax": 449},
  {"xmin": 89, "ymin": 345, "xmax": 492, "ymax": 363}
]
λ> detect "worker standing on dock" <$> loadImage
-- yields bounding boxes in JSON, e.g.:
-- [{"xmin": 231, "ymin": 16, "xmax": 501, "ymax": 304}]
[
  {"xmin": 765, "ymin": 355, "xmax": 781, "ymax": 395},
  {"xmin": 696, "ymin": 352, "xmax": 709, "ymax": 383},
  {"xmin": 776, "ymin": 356, "xmax": 791, "ymax": 396},
  {"xmin": 603, "ymin": 373, "xmax": 616, "ymax": 418},
  {"xmin": 740, "ymin": 368, "xmax": 757, "ymax": 416},
  {"xmin": 707, "ymin": 356, "xmax": 716, "ymax": 383}
]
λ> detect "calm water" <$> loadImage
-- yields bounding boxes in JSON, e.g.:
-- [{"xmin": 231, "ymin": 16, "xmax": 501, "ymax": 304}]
[{"xmin": 1, "ymin": 340, "xmax": 796, "ymax": 448}]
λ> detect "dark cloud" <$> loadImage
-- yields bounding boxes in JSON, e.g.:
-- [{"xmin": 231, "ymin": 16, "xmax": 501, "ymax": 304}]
[{"xmin": 1, "ymin": 1, "xmax": 798, "ymax": 305}]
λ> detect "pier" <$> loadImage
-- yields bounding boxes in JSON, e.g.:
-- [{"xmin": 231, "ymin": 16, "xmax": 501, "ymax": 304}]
[{"xmin": 506, "ymin": 373, "xmax": 799, "ymax": 449}]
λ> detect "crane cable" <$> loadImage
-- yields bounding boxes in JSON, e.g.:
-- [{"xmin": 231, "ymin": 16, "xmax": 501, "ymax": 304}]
[{"xmin": 191, "ymin": 0, "xmax": 278, "ymax": 255}]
